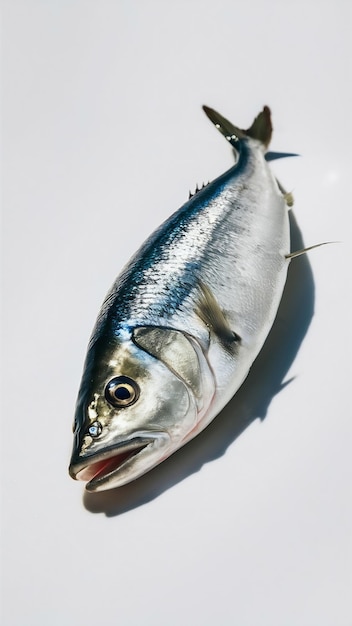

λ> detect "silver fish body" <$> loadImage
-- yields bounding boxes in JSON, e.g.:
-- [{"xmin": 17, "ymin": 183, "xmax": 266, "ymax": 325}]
[{"xmin": 69, "ymin": 105, "xmax": 291, "ymax": 491}]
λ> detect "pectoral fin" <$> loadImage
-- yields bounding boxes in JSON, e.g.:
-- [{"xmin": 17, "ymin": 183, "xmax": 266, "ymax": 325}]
[{"xmin": 195, "ymin": 282, "xmax": 240, "ymax": 351}]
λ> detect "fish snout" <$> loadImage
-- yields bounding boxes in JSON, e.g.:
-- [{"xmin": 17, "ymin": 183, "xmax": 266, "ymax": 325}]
[{"xmin": 69, "ymin": 431, "xmax": 171, "ymax": 491}]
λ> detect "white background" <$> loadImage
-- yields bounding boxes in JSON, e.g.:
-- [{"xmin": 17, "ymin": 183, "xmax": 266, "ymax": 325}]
[{"xmin": 2, "ymin": 1, "xmax": 351, "ymax": 625}]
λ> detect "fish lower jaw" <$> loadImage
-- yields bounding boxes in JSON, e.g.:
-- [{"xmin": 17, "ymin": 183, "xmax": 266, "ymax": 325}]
[
  {"xmin": 76, "ymin": 446, "xmax": 148, "ymax": 484},
  {"xmin": 70, "ymin": 431, "xmax": 170, "ymax": 492}
]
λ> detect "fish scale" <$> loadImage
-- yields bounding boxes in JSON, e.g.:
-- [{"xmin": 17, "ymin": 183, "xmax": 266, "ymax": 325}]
[{"xmin": 69, "ymin": 105, "xmax": 293, "ymax": 492}]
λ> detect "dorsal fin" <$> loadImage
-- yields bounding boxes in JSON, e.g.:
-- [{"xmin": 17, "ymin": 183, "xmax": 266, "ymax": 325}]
[
  {"xmin": 188, "ymin": 181, "xmax": 209, "ymax": 200},
  {"xmin": 203, "ymin": 105, "xmax": 272, "ymax": 148}
]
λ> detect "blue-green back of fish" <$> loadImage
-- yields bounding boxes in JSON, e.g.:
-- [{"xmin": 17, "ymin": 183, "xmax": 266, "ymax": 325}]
[{"xmin": 69, "ymin": 105, "xmax": 292, "ymax": 492}]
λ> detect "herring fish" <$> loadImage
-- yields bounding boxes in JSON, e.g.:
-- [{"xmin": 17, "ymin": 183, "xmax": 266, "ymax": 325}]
[{"xmin": 69, "ymin": 105, "xmax": 295, "ymax": 492}]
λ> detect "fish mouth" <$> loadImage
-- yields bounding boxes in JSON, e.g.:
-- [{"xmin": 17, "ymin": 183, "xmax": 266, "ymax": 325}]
[{"xmin": 69, "ymin": 433, "xmax": 169, "ymax": 492}]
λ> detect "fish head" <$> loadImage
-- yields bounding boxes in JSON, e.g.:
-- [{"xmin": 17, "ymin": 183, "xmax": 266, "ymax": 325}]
[{"xmin": 69, "ymin": 325, "xmax": 214, "ymax": 491}]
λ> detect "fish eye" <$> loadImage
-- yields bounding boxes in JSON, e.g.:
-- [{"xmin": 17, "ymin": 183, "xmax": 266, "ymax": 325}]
[{"xmin": 104, "ymin": 376, "xmax": 140, "ymax": 408}]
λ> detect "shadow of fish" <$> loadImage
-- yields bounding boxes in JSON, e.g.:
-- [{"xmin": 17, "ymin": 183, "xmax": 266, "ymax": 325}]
[{"xmin": 69, "ymin": 105, "xmax": 301, "ymax": 492}]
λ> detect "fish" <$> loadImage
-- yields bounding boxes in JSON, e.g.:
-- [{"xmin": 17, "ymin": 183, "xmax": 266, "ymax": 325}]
[{"xmin": 69, "ymin": 104, "xmax": 298, "ymax": 492}]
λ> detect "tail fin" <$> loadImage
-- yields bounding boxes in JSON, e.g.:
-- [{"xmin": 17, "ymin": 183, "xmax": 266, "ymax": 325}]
[
  {"xmin": 203, "ymin": 105, "xmax": 272, "ymax": 148},
  {"xmin": 245, "ymin": 106, "xmax": 272, "ymax": 147}
]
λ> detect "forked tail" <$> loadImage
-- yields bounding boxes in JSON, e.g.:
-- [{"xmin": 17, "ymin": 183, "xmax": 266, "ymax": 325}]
[{"xmin": 203, "ymin": 105, "xmax": 298, "ymax": 161}]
